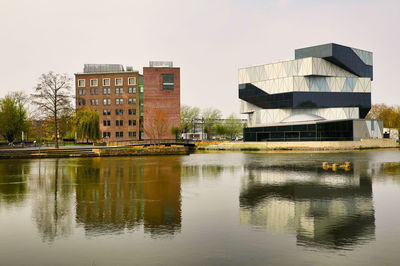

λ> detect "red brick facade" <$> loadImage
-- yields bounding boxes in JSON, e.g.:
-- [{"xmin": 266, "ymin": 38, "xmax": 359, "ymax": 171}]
[
  {"xmin": 143, "ymin": 67, "xmax": 180, "ymax": 139},
  {"xmin": 75, "ymin": 71, "xmax": 140, "ymax": 141}
]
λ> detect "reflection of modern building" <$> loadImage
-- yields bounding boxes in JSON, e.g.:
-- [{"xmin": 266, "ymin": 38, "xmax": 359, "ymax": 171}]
[
  {"xmin": 239, "ymin": 43, "xmax": 383, "ymax": 141},
  {"xmin": 75, "ymin": 157, "xmax": 181, "ymax": 237},
  {"xmin": 239, "ymin": 160, "xmax": 377, "ymax": 249}
]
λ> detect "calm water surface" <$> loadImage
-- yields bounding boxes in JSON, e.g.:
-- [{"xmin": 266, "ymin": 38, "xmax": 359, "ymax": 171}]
[{"xmin": 1, "ymin": 150, "xmax": 400, "ymax": 265}]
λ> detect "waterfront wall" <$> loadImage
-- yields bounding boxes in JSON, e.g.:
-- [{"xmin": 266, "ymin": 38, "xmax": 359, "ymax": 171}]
[
  {"xmin": 0, "ymin": 146, "xmax": 189, "ymax": 159},
  {"xmin": 199, "ymin": 138, "xmax": 398, "ymax": 151}
]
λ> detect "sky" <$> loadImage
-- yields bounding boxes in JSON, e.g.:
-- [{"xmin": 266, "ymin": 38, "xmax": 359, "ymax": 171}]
[{"xmin": 0, "ymin": 0, "xmax": 399, "ymax": 116}]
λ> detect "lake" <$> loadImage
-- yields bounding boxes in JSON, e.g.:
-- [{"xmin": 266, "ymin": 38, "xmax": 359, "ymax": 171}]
[{"xmin": 1, "ymin": 150, "xmax": 400, "ymax": 265}]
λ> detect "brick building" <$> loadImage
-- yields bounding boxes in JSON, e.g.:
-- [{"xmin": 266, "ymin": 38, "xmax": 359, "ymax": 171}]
[
  {"xmin": 75, "ymin": 62, "xmax": 180, "ymax": 141},
  {"xmin": 143, "ymin": 61, "xmax": 180, "ymax": 139}
]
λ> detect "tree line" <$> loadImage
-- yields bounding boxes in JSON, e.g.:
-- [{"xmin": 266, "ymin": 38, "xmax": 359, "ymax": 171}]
[
  {"xmin": 173, "ymin": 105, "xmax": 245, "ymax": 140},
  {"xmin": 0, "ymin": 72, "xmax": 100, "ymax": 146},
  {"xmin": 366, "ymin": 104, "xmax": 400, "ymax": 129}
]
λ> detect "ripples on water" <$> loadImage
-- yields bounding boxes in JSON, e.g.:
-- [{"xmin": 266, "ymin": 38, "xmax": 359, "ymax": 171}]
[{"xmin": 0, "ymin": 150, "xmax": 400, "ymax": 265}]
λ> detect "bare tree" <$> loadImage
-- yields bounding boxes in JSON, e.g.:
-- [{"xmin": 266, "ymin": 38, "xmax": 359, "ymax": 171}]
[
  {"xmin": 145, "ymin": 110, "xmax": 169, "ymax": 142},
  {"xmin": 31, "ymin": 72, "xmax": 72, "ymax": 148}
]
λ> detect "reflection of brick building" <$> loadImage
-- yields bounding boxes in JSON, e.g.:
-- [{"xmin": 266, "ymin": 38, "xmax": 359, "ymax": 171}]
[
  {"xmin": 143, "ymin": 62, "xmax": 180, "ymax": 139},
  {"xmin": 75, "ymin": 157, "xmax": 181, "ymax": 237},
  {"xmin": 75, "ymin": 62, "xmax": 180, "ymax": 141}
]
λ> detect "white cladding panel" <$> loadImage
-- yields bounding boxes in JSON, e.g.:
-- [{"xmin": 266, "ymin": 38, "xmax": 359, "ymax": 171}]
[
  {"xmin": 246, "ymin": 107, "xmax": 359, "ymax": 127},
  {"xmin": 239, "ymin": 57, "xmax": 356, "ymax": 84}
]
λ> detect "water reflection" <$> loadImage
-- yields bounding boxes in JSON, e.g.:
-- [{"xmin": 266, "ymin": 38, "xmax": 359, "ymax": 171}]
[
  {"xmin": 240, "ymin": 157, "xmax": 378, "ymax": 249},
  {"xmin": 0, "ymin": 161, "xmax": 29, "ymax": 205},
  {"xmin": 30, "ymin": 159, "xmax": 74, "ymax": 243},
  {"xmin": 74, "ymin": 157, "xmax": 181, "ymax": 237}
]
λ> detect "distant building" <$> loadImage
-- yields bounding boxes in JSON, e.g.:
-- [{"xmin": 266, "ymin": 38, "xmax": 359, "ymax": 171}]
[
  {"xmin": 239, "ymin": 43, "xmax": 382, "ymax": 141},
  {"xmin": 75, "ymin": 62, "xmax": 180, "ymax": 141}
]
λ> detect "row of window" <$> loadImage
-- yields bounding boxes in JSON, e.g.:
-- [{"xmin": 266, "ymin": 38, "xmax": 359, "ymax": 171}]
[
  {"xmin": 78, "ymin": 87, "xmax": 141, "ymax": 96},
  {"xmin": 78, "ymin": 77, "xmax": 137, "ymax": 87},
  {"xmin": 101, "ymin": 98, "xmax": 137, "ymax": 105},
  {"xmin": 103, "ymin": 120, "xmax": 137, "ymax": 127},
  {"xmin": 102, "ymin": 109, "xmax": 136, "ymax": 116},
  {"xmin": 103, "ymin": 131, "xmax": 136, "ymax": 138}
]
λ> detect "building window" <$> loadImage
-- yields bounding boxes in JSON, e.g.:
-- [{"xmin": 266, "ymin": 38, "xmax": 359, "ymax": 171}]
[
  {"xmin": 128, "ymin": 87, "xmax": 136, "ymax": 94},
  {"xmin": 103, "ymin": 99, "xmax": 111, "ymax": 106},
  {"xmin": 116, "ymin": 120, "xmax": 119, "ymax": 126},
  {"xmin": 90, "ymin": 79, "xmax": 98, "ymax": 87},
  {"xmin": 82, "ymin": 99, "xmax": 86, "ymax": 105},
  {"xmin": 120, "ymin": 131, "xmax": 123, "ymax": 137},
  {"xmin": 115, "ymin": 109, "xmax": 123, "ymax": 115},
  {"xmin": 120, "ymin": 120, "xmax": 123, "ymax": 126},
  {"xmin": 162, "ymin": 74, "xmax": 174, "ymax": 90},
  {"xmin": 82, "ymin": 89, "xmax": 86, "ymax": 95},
  {"xmin": 78, "ymin": 79, "xmax": 85, "ymax": 87},
  {"xmin": 116, "ymin": 132, "xmax": 119, "ymax": 138},
  {"xmin": 128, "ymin": 109, "xmax": 136, "ymax": 115},
  {"xmin": 115, "ymin": 78, "xmax": 123, "ymax": 86},
  {"xmin": 128, "ymin": 77, "xmax": 136, "ymax": 85},
  {"xmin": 103, "ymin": 78, "xmax": 110, "ymax": 86},
  {"xmin": 116, "ymin": 99, "xmax": 119, "ymax": 105},
  {"xmin": 128, "ymin": 132, "xmax": 136, "ymax": 137},
  {"xmin": 103, "ymin": 132, "xmax": 111, "ymax": 138}
]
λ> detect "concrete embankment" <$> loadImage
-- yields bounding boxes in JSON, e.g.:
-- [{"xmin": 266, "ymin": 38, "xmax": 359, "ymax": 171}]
[
  {"xmin": 0, "ymin": 145, "xmax": 190, "ymax": 159},
  {"xmin": 198, "ymin": 138, "xmax": 398, "ymax": 151}
]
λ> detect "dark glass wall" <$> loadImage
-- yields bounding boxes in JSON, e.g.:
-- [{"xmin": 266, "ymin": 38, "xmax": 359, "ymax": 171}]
[{"xmin": 243, "ymin": 120, "xmax": 353, "ymax": 142}]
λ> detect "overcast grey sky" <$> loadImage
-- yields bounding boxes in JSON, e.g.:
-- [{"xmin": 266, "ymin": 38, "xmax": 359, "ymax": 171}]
[{"xmin": 0, "ymin": 0, "xmax": 399, "ymax": 116}]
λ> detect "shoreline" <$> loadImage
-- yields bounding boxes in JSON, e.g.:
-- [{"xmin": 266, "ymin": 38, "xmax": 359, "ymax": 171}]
[
  {"xmin": 0, "ymin": 145, "xmax": 191, "ymax": 159},
  {"xmin": 197, "ymin": 138, "xmax": 399, "ymax": 151}
]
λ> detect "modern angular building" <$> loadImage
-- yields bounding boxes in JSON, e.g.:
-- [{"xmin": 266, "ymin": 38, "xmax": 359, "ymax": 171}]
[
  {"xmin": 75, "ymin": 62, "xmax": 180, "ymax": 141},
  {"xmin": 239, "ymin": 43, "xmax": 382, "ymax": 141}
]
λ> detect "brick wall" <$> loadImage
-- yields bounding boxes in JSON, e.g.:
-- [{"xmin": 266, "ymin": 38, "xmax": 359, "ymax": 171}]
[{"xmin": 143, "ymin": 67, "xmax": 180, "ymax": 139}]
